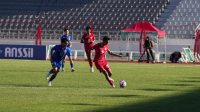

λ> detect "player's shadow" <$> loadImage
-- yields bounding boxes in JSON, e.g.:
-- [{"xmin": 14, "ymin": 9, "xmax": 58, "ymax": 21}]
[
  {"xmin": 137, "ymin": 88, "xmax": 176, "ymax": 92},
  {"xmin": 0, "ymin": 69, "xmax": 47, "ymax": 72},
  {"xmin": 162, "ymin": 83, "xmax": 195, "ymax": 87},
  {"xmin": 14, "ymin": 84, "xmax": 46, "ymax": 87},
  {"xmin": 99, "ymin": 94, "xmax": 146, "ymax": 98},
  {"xmin": 186, "ymin": 77, "xmax": 200, "ymax": 79},
  {"xmin": 92, "ymin": 88, "xmax": 200, "ymax": 112},
  {"xmin": 176, "ymin": 80, "xmax": 200, "ymax": 83},
  {"xmin": 0, "ymin": 83, "xmax": 47, "ymax": 88},
  {"xmin": 161, "ymin": 77, "xmax": 200, "ymax": 87},
  {"xmin": 62, "ymin": 103, "xmax": 104, "ymax": 106}
]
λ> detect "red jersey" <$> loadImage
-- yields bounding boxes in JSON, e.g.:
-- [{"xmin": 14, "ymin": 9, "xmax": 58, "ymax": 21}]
[
  {"xmin": 93, "ymin": 43, "xmax": 109, "ymax": 62},
  {"xmin": 82, "ymin": 33, "xmax": 95, "ymax": 48}
]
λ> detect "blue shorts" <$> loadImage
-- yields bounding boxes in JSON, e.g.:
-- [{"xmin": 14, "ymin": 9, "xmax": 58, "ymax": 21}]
[
  {"xmin": 66, "ymin": 47, "xmax": 72, "ymax": 57},
  {"xmin": 51, "ymin": 61, "xmax": 62, "ymax": 70}
]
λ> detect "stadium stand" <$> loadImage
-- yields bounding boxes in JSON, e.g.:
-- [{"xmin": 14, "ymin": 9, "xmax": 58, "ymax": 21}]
[
  {"xmin": 0, "ymin": 0, "xmax": 169, "ymax": 31},
  {"xmin": 158, "ymin": 0, "xmax": 200, "ymax": 39},
  {"xmin": 0, "ymin": 0, "xmax": 92, "ymax": 16},
  {"xmin": 0, "ymin": 0, "xmax": 199, "ymax": 40}
]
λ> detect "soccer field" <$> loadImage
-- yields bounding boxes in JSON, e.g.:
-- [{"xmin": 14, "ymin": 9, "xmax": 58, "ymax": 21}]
[{"xmin": 0, "ymin": 59, "xmax": 200, "ymax": 112}]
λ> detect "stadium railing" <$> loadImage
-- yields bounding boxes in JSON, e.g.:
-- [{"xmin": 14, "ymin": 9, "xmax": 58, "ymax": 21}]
[
  {"xmin": 0, "ymin": 28, "xmax": 195, "ymax": 40},
  {"xmin": 45, "ymin": 45, "xmax": 168, "ymax": 62},
  {"xmin": 72, "ymin": 50, "xmax": 168, "ymax": 62}
]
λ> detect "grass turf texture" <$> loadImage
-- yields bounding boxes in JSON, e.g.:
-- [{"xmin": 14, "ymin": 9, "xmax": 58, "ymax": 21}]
[{"xmin": 0, "ymin": 59, "xmax": 200, "ymax": 112}]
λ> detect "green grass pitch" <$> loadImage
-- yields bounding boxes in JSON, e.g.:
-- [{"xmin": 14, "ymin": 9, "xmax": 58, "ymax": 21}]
[{"xmin": 0, "ymin": 59, "xmax": 200, "ymax": 112}]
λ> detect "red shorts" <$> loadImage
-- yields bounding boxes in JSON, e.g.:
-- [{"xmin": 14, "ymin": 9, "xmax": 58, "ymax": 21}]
[
  {"xmin": 84, "ymin": 45, "xmax": 93, "ymax": 56},
  {"xmin": 85, "ymin": 48, "xmax": 92, "ymax": 55},
  {"xmin": 94, "ymin": 60, "xmax": 110, "ymax": 72}
]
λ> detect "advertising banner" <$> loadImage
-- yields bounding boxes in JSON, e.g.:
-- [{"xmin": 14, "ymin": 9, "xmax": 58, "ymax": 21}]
[{"xmin": 0, "ymin": 45, "xmax": 46, "ymax": 60}]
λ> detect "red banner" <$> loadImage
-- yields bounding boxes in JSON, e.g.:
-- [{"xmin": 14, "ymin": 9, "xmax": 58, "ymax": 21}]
[{"xmin": 35, "ymin": 23, "xmax": 42, "ymax": 45}]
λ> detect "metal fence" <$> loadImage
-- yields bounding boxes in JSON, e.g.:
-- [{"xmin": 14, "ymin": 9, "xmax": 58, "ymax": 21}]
[
  {"xmin": 0, "ymin": 28, "xmax": 123, "ymax": 41},
  {"xmin": 0, "ymin": 28, "xmax": 195, "ymax": 41}
]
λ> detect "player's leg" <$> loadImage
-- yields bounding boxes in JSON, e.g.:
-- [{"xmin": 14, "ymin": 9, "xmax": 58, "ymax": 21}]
[
  {"xmin": 104, "ymin": 62, "xmax": 112, "ymax": 77},
  {"xmin": 46, "ymin": 69, "xmax": 53, "ymax": 80},
  {"xmin": 61, "ymin": 59, "xmax": 65, "ymax": 71},
  {"xmin": 67, "ymin": 48, "xmax": 75, "ymax": 72},
  {"xmin": 48, "ymin": 63, "xmax": 60, "ymax": 86},
  {"xmin": 85, "ymin": 48, "xmax": 94, "ymax": 72},
  {"xmin": 101, "ymin": 70, "xmax": 115, "ymax": 88},
  {"xmin": 68, "ymin": 55, "xmax": 75, "ymax": 72},
  {"xmin": 48, "ymin": 67, "xmax": 59, "ymax": 86},
  {"xmin": 46, "ymin": 62, "xmax": 57, "ymax": 80},
  {"xmin": 86, "ymin": 49, "xmax": 93, "ymax": 67},
  {"xmin": 104, "ymin": 62, "xmax": 115, "ymax": 87},
  {"xmin": 48, "ymin": 68, "xmax": 59, "ymax": 86},
  {"xmin": 95, "ymin": 61, "xmax": 115, "ymax": 87}
]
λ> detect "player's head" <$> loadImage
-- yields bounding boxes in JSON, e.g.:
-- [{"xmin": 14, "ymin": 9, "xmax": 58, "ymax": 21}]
[
  {"xmin": 61, "ymin": 38, "xmax": 69, "ymax": 47},
  {"xmin": 64, "ymin": 28, "xmax": 69, "ymax": 35},
  {"xmin": 85, "ymin": 26, "xmax": 91, "ymax": 34},
  {"xmin": 102, "ymin": 36, "xmax": 110, "ymax": 45},
  {"xmin": 146, "ymin": 36, "xmax": 150, "ymax": 40}
]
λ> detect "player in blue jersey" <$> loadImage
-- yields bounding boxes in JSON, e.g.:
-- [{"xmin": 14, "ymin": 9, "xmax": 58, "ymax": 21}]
[
  {"xmin": 46, "ymin": 38, "xmax": 70, "ymax": 86},
  {"xmin": 60, "ymin": 28, "xmax": 75, "ymax": 72}
]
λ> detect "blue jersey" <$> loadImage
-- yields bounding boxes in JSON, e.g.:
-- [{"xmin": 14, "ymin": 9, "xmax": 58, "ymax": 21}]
[
  {"xmin": 61, "ymin": 34, "xmax": 73, "ymax": 42},
  {"xmin": 50, "ymin": 45, "xmax": 67, "ymax": 63},
  {"xmin": 61, "ymin": 34, "xmax": 73, "ymax": 48},
  {"xmin": 65, "ymin": 47, "xmax": 72, "ymax": 57}
]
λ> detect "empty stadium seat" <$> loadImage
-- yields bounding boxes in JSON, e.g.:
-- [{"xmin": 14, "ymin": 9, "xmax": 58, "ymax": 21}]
[
  {"xmin": 4, "ymin": 0, "xmax": 200, "ymax": 40},
  {"xmin": 160, "ymin": 0, "xmax": 200, "ymax": 38}
]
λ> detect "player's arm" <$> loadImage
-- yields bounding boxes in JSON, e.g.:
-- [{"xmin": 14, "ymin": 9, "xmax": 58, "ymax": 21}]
[
  {"xmin": 66, "ymin": 40, "xmax": 70, "ymax": 47},
  {"xmin": 107, "ymin": 49, "xmax": 123, "ymax": 57},
  {"xmin": 91, "ymin": 43, "xmax": 97, "ymax": 50},
  {"xmin": 80, "ymin": 35, "xmax": 84, "ymax": 43},
  {"xmin": 68, "ymin": 36, "xmax": 73, "ymax": 47},
  {"xmin": 60, "ymin": 35, "xmax": 64, "ymax": 42},
  {"xmin": 89, "ymin": 34, "xmax": 95, "ymax": 44},
  {"xmin": 80, "ymin": 39, "xmax": 84, "ymax": 43},
  {"xmin": 68, "ymin": 41, "xmax": 72, "ymax": 47}
]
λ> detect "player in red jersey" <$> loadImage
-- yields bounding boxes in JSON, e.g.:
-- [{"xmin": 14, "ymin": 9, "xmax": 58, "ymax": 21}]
[
  {"xmin": 81, "ymin": 26, "xmax": 95, "ymax": 72},
  {"xmin": 92, "ymin": 36, "xmax": 124, "ymax": 88}
]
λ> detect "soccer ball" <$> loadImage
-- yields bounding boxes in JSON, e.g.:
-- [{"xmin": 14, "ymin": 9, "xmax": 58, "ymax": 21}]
[{"xmin": 119, "ymin": 80, "xmax": 127, "ymax": 88}]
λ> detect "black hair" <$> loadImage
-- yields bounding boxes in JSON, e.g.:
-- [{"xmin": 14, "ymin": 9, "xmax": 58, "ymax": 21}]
[
  {"xmin": 85, "ymin": 26, "xmax": 91, "ymax": 30},
  {"xmin": 63, "ymin": 28, "xmax": 68, "ymax": 32},
  {"xmin": 61, "ymin": 38, "xmax": 68, "ymax": 43},
  {"xmin": 103, "ymin": 36, "xmax": 110, "ymax": 41}
]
